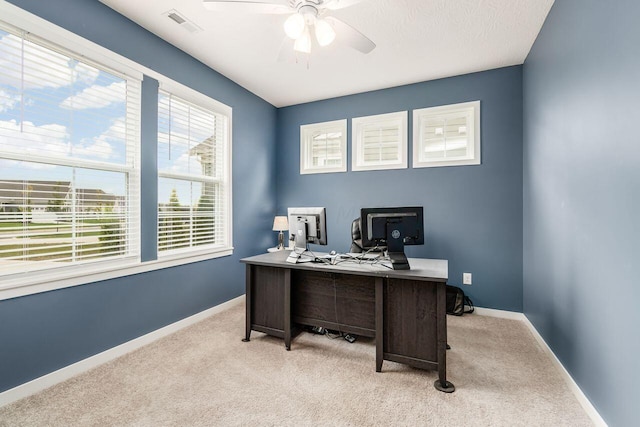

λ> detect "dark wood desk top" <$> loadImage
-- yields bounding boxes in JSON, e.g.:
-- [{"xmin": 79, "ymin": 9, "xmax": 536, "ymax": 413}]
[{"xmin": 241, "ymin": 250, "xmax": 448, "ymax": 282}]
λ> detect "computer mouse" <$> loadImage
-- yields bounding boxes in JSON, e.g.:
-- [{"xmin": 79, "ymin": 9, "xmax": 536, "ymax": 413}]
[{"xmin": 330, "ymin": 250, "xmax": 336, "ymax": 255}]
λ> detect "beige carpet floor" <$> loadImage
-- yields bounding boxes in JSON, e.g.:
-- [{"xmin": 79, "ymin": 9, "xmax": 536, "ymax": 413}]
[{"xmin": 0, "ymin": 302, "xmax": 594, "ymax": 426}]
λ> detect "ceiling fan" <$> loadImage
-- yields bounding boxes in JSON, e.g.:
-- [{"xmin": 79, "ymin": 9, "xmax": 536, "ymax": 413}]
[{"xmin": 202, "ymin": 0, "xmax": 376, "ymax": 56}]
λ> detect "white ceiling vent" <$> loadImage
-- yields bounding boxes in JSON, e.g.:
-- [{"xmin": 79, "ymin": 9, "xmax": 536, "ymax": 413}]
[{"xmin": 164, "ymin": 9, "xmax": 202, "ymax": 34}]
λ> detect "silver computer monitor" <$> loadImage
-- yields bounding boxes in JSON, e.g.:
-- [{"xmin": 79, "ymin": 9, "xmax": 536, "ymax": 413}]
[{"xmin": 287, "ymin": 207, "xmax": 327, "ymax": 249}]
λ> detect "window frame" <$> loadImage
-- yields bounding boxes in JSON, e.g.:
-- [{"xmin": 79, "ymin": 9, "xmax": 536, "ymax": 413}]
[
  {"xmin": 351, "ymin": 111, "xmax": 408, "ymax": 172},
  {"xmin": 0, "ymin": 2, "xmax": 233, "ymax": 301},
  {"xmin": 412, "ymin": 101, "xmax": 481, "ymax": 168},
  {"xmin": 299, "ymin": 119, "xmax": 347, "ymax": 174},
  {"xmin": 0, "ymin": 15, "xmax": 142, "ymax": 290},
  {"xmin": 156, "ymin": 81, "xmax": 233, "ymax": 258}
]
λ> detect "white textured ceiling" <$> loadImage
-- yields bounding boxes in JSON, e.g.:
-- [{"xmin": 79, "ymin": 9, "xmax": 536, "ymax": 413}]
[{"xmin": 99, "ymin": 0, "xmax": 554, "ymax": 107}]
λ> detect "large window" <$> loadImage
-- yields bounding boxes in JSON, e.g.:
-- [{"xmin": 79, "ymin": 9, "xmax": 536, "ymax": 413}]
[
  {"xmin": 157, "ymin": 88, "xmax": 231, "ymax": 256},
  {"xmin": 352, "ymin": 111, "xmax": 408, "ymax": 171},
  {"xmin": 300, "ymin": 119, "xmax": 347, "ymax": 174},
  {"xmin": 0, "ymin": 23, "xmax": 141, "ymax": 280},
  {"xmin": 413, "ymin": 101, "xmax": 480, "ymax": 168},
  {"xmin": 0, "ymin": 6, "xmax": 234, "ymax": 300}
]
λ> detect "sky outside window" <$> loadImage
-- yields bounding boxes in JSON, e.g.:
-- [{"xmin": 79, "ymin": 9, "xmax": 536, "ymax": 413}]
[{"xmin": 0, "ymin": 28, "xmax": 128, "ymax": 197}]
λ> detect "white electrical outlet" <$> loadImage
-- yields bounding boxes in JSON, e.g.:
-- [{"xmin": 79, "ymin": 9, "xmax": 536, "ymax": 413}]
[{"xmin": 463, "ymin": 273, "xmax": 472, "ymax": 285}]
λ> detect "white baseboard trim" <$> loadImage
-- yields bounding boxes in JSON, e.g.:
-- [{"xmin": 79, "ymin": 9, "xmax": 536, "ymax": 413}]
[
  {"xmin": 473, "ymin": 306, "xmax": 607, "ymax": 427},
  {"xmin": 0, "ymin": 295, "xmax": 244, "ymax": 408},
  {"xmin": 472, "ymin": 306, "xmax": 526, "ymax": 320}
]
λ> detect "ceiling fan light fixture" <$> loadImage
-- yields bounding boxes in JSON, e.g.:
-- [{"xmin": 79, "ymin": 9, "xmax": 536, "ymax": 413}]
[
  {"xmin": 293, "ymin": 27, "xmax": 312, "ymax": 53},
  {"xmin": 315, "ymin": 18, "xmax": 336, "ymax": 46},
  {"xmin": 284, "ymin": 13, "xmax": 305, "ymax": 39}
]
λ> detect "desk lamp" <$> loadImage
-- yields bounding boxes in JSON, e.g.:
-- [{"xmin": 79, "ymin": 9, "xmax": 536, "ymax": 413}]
[{"xmin": 272, "ymin": 216, "xmax": 289, "ymax": 250}]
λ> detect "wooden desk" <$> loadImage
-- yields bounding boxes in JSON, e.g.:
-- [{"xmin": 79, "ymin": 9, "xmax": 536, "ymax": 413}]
[{"xmin": 240, "ymin": 251, "xmax": 454, "ymax": 392}]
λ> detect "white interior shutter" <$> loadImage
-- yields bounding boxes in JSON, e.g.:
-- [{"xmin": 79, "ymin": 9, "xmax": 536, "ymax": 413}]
[
  {"xmin": 361, "ymin": 121, "xmax": 401, "ymax": 163},
  {"xmin": 413, "ymin": 101, "xmax": 480, "ymax": 168},
  {"xmin": 420, "ymin": 112, "xmax": 469, "ymax": 161},
  {"xmin": 352, "ymin": 111, "xmax": 407, "ymax": 171},
  {"xmin": 310, "ymin": 131, "xmax": 342, "ymax": 167},
  {"xmin": 300, "ymin": 119, "xmax": 346, "ymax": 174}
]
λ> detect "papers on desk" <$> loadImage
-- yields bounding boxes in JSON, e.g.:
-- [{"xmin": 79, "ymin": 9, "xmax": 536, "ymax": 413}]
[
  {"xmin": 286, "ymin": 250, "xmax": 312, "ymax": 264},
  {"xmin": 286, "ymin": 250, "xmax": 384, "ymax": 266}
]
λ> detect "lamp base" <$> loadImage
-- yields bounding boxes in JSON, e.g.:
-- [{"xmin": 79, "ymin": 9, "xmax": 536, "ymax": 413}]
[{"xmin": 277, "ymin": 231, "xmax": 285, "ymax": 250}]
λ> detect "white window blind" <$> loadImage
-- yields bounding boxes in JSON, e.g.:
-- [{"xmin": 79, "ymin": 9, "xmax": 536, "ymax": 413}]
[
  {"xmin": 0, "ymin": 23, "xmax": 141, "ymax": 279},
  {"xmin": 352, "ymin": 111, "xmax": 407, "ymax": 171},
  {"xmin": 413, "ymin": 101, "xmax": 480, "ymax": 168},
  {"xmin": 157, "ymin": 90, "xmax": 231, "ymax": 255},
  {"xmin": 300, "ymin": 119, "xmax": 346, "ymax": 174}
]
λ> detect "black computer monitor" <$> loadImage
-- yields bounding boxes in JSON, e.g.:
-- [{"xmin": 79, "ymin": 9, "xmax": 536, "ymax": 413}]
[
  {"xmin": 360, "ymin": 206, "xmax": 424, "ymax": 270},
  {"xmin": 287, "ymin": 207, "xmax": 327, "ymax": 250}
]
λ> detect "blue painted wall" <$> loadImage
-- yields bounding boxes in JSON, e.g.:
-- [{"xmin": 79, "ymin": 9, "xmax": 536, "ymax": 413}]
[
  {"xmin": 276, "ymin": 66, "xmax": 524, "ymax": 312},
  {"xmin": 523, "ymin": 1, "xmax": 640, "ymax": 425},
  {"xmin": 0, "ymin": 0, "xmax": 277, "ymax": 392},
  {"xmin": 4, "ymin": 3, "xmax": 631, "ymax": 424}
]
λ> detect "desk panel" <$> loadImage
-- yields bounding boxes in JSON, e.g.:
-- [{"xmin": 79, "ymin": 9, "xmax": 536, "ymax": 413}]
[
  {"xmin": 248, "ymin": 265, "xmax": 286, "ymax": 338},
  {"xmin": 384, "ymin": 278, "xmax": 438, "ymax": 369},
  {"xmin": 292, "ymin": 270, "xmax": 376, "ymax": 337}
]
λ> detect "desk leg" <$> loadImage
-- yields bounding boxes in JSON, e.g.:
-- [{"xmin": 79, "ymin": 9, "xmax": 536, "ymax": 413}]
[
  {"xmin": 284, "ymin": 269, "xmax": 292, "ymax": 351},
  {"xmin": 375, "ymin": 277, "xmax": 384, "ymax": 372},
  {"xmin": 242, "ymin": 265, "xmax": 252, "ymax": 342},
  {"xmin": 434, "ymin": 282, "xmax": 455, "ymax": 393}
]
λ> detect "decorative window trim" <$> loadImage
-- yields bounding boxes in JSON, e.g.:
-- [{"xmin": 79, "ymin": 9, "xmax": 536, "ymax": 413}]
[
  {"xmin": 300, "ymin": 119, "xmax": 347, "ymax": 174},
  {"xmin": 352, "ymin": 111, "xmax": 408, "ymax": 172},
  {"xmin": 412, "ymin": 101, "xmax": 481, "ymax": 168}
]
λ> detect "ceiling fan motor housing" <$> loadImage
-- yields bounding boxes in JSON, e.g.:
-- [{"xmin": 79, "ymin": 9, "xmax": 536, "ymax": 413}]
[
  {"xmin": 299, "ymin": 5, "xmax": 319, "ymax": 24},
  {"xmin": 290, "ymin": 0, "xmax": 325, "ymax": 10}
]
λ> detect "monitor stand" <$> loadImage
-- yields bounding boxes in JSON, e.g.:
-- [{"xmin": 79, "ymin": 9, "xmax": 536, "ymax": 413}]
[
  {"xmin": 386, "ymin": 224, "xmax": 410, "ymax": 270},
  {"xmin": 286, "ymin": 227, "xmax": 309, "ymax": 264},
  {"xmin": 388, "ymin": 252, "xmax": 410, "ymax": 270}
]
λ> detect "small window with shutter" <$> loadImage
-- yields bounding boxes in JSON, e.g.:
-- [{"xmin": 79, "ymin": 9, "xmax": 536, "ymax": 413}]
[
  {"xmin": 413, "ymin": 101, "xmax": 480, "ymax": 168},
  {"xmin": 300, "ymin": 119, "xmax": 347, "ymax": 174},
  {"xmin": 352, "ymin": 111, "xmax": 407, "ymax": 171}
]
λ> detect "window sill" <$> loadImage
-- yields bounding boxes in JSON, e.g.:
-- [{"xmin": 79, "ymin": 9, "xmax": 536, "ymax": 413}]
[
  {"xmin": 0, "ymin": 247, "xmax": 233, "ymax": 302},
  {"xmin": 300, "ymin": 167, "xmax": 347, "ymax": 175},
  {"xmin": 352, "ymin": 162, "xmax": 408, "ymax": 172},
  {"xmin": 412, "ymin": 158, "xmax": 481, "ymax": 168}
]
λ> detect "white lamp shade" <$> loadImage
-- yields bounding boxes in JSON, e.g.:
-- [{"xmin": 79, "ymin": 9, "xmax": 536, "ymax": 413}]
[
  {"xmin": 294, "ymin": 28, "xmax": 312, "ymax": 53},
  {"xmin": 272, "ymin": 216, "xmax": 289, "ymax": 231},
  {"xmin": 315, "ymin": 18, "xmax": 336, "ymax": 47},
  {"xmin": 284, "ymin": 13, "xmax": 305, "ymax": 39}
]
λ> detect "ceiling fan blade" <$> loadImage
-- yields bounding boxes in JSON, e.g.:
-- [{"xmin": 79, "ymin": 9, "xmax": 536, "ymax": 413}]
[
  {"xmin": 277, "ymin": 37, "xmax": 296, "ymax": 63},
  {"xmin": 324, "ymin": 16, "xmax": 376, "ymax": 54},
  {"xmin": 324, "ymin": 0, "xmax": 368, "ymax": 11},
  {"xmin": 202, "ymin": 0, "xmax": 291, "ymax": 14}
]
